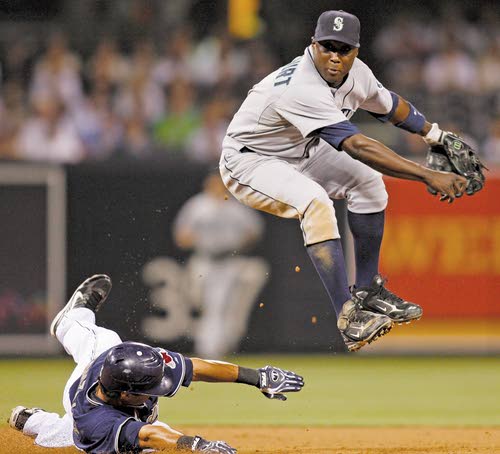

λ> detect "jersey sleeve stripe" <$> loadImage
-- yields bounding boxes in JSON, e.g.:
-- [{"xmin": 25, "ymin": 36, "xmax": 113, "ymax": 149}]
[
  {"xmin": 316, "ymin": 120, "xmax": 361, "ymax": 149},
  {"xmin": 114, "ymin": 417, "xmax": 135, "ymax": 454}
]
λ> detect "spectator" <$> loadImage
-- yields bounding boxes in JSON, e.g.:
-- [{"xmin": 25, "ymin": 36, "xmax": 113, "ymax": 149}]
[
  {"xmin": 30, "ymin": 31, "xmax": 83, "ymax": 110},
  {"xmin": 121, "ymin": 112, "xmax": 153, "ymax": 158},
  {"xmin": 422, "ymin": 37, "xmax": 478, "ymax": 94},
  {"xmin": 190, "ymin": 29, "xmax": 250, "ymax": 90},
  {"xmin": 478, "ymin": 41, "xmax": 500, "ymax": 94},
  {"xmin": 71, "ymin": 89, "xmax": 123, "ymax": 159},
  {"xmin": 86, "ymin": 37, "xmax": 130, "ymax": 93},
  {"xmin": 16, "ymin": 94, "xmax": 84, "ymax": 163},
  {"xmin": 114, "ymin": 40, "xmax": 165, "ymax": 126},
  {"xmin": 186, "ymin": 98, "xmax": 229, "ymax": 163},
  {"xmin": 0, "ymin": 81, "xmax": 28, "ymax": 159},
  {"xmin": 483, "ymin": 118, "xmax": 500, "ymax": 164},
  {"xmin": 153, "ymin": 78, "xmax": 200, "ymax": 152},
  {"xmin": 153, "ymin": 27, "xmax": 196, "ymax": 87}
]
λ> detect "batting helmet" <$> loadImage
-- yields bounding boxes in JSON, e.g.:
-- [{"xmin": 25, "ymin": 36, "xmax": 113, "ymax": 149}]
[{"xmin": 99, "ymin": 341, "xmax": 174, "ymax": 396}]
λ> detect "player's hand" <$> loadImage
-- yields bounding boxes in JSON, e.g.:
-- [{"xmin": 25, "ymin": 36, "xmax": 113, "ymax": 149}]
[
  {"xmin": 257, "ymin": 365, "xmax": 304, "ymax": 401},
  {"xmin": 424, "ymin": 170, "xmax": 467, "ymax": 204},
  {"xmin": 192, "ymin": 436, "xmax": 237, "ymax": 453}
]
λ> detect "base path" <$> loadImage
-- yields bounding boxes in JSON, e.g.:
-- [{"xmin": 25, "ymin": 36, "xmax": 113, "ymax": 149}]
[{"xmin": 1, "ymin": 426, "xmax": 499, "ymax": 453}]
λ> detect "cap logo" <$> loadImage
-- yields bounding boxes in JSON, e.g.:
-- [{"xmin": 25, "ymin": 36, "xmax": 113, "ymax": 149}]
[{"xmin": 333, "ymin": 17, "xmax": 344, "ymax": 31}]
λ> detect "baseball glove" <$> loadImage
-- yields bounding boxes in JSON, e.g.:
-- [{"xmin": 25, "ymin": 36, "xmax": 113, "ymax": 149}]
[{"xmin": 425, "ymin": 132, "xmax": 487, "ymax": 196}]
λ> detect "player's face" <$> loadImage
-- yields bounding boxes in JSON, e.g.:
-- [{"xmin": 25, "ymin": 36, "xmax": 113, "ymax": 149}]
[
  {"xmin": 119, "ymin": 392, "xmax": 151, "ymax": 406},
  {"xmin": 312, "ymin": 40, "xmax": 358, "ymax": 85}
]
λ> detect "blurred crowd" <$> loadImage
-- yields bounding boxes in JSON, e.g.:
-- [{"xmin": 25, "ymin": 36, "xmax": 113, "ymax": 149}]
[
  {"xmin": 0, "ymin": 27, "xmax": 277, "ymax": 164},
  {"xmin": 373, "ymin": 7, "xmax": 500, "ymax": 163},
  {"xmin": 0, "ymin": 4, "xmax": 498, "ymax": 165}
]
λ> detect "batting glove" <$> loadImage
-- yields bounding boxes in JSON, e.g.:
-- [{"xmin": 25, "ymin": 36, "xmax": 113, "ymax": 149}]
[
  {"xmin": 258, "ymin": 365, "xmax": 304, "ymax": 401},
  {"xmin": 192, "ymin": 436, "xmax": 237, "ymax": 453}
]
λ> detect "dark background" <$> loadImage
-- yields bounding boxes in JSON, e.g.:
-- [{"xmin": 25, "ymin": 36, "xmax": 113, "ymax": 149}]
[{"xmin": 66, "ymin": 160, "xmax": 345, "ymax": 353}]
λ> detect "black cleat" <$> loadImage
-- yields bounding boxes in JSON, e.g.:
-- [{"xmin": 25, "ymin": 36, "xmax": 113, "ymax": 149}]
[
  {"xmin": 8, "ymin": 406, "xmax": 44, "ymax": 431},
  {"xmin": 50, "ymin": 274, "xmax": 112, "ymax": 337},
  {"xmin": 337, "ymin": 299, "xmax": 393, "ymax": 352},
  {"xmin": 352, "ymin": 275, "xmax": 423, "ymax": 324}
]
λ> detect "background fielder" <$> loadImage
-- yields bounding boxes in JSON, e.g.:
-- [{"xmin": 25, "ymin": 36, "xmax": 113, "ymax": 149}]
[
  {"xmin": 174, "ymin": 172, "xmax": 269, "ymax": 359},
  {"xmin": 220, "ymin": 10, "xmax": 469, "ymax": 351},
  {"xmin": 8, "ymin": 275, "xmax": 303, "ymax": 453}
]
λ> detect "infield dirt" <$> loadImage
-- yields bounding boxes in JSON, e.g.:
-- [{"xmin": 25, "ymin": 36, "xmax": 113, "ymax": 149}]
[{"xmin": 1, "ymin": 425, "xmax": 499, "ymax": 453}]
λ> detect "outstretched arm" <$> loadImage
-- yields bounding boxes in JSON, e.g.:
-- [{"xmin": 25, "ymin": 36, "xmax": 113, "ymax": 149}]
[
  {"xmin": 380, "ymin": 93, "xmax": 485, "ymax": 196},
  {"xmin": 138, "ymin": 424, "xmax": 236, "ymax": 453},
  {"xmin": 341, "ymin": 133, "xmax": 467, "ymax": 202},
  {"xmin": 190, "ymin": 358, "xmax": 304, "ymax": 400}
]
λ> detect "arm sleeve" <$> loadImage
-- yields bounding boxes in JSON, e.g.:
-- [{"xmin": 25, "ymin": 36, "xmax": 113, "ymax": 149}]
[
  {"xmin": 275, "ymin": 84, "xmax": 348, "ymax": 138},
  {"xmin": 173, "ymin": 196, "xmax": 198, "ymax": 237},
  {"xmin": 78, "ymin": 410, "xmax": 146, "ymax": 454},
  {"xmin": 358, "ymin": 63, "xmax": 393, "ymax": 115},
  {"xmin": 118, "ymin": 419, "xmax": 148, "ymax": 453},
  {"xmin": 368, "ymin": 91, "xmax": 399, "ymax": 122},
  {"xmin": 316, "ymin": 121, "xmax": 361, "ymax": 149}
]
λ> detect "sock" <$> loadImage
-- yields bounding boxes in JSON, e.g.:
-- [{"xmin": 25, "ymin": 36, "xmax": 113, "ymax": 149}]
[
  {"xmin": 347, "ymin": 210, "xmax": 385, "ymax": 288},
  {"xmin": 306, "ymin": 239, "xmax": 351, "ymax": 316}
]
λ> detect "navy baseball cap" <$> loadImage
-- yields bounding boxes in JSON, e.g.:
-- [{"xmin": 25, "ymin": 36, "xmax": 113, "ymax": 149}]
[{"xmin": 313, "ymin": 10, "xmax": 361, "ymax": 48}]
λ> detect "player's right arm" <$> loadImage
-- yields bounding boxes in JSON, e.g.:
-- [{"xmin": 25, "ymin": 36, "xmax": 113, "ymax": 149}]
[
  {"xmin": 138, "ymin": 424, "xmax": 236, "ymax": 453},
  {"xmin": 138, "ymin": 424, "xmax": 181, "ymax": 450},
  {"xmin": 340, "ymin": 132, "xmax": 467, "ymax": 202}
]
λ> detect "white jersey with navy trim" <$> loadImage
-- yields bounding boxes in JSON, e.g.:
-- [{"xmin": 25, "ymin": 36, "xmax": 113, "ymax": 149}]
[{"xmin": 226, "ymin": 46, "xmax": 392, "ymax": 158}]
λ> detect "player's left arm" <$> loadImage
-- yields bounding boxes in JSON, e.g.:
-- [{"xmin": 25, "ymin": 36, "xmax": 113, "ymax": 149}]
[
  {"xmin": 190, "ymin": 358, "xmax": 304, "ymax": 401},
  {"xmin": 373, "ymin": 92, "xmax": 487, "ymax": 195}
]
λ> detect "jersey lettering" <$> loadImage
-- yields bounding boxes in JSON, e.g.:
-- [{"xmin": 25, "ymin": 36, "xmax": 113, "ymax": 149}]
[{"xmin": 274, "ymin": 58, "xmax": 300, "ymax": 87}]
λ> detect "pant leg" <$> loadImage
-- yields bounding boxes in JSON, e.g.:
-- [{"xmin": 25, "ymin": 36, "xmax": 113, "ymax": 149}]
[
  {"xmin": 299, "ymin": 140, "xmax": 388, "ymax": 213},
  {"xmin": 23, "ymin": 411, "xmax": 74, "ymax": 448},
  {"xmin": 58, "ymin": 308, "xmax": 122, "ymax": 414},
  {"xmin": 23, "ymin": 308, "xmax": 122, "ymax": 447},
  {"xmin": 220, "ymin": 148, "xmax": 339, "ymax": 246},
  {"xmin": 221, "ymin": 257, "xmax": 269, "ymax": 354},
  {"xmin": 194, "ymin": 257, "xmax": 269, "ymax": 358},
  {"xmin": 194, "ymin": 260, "xmax": 233, "ymax": 359}
]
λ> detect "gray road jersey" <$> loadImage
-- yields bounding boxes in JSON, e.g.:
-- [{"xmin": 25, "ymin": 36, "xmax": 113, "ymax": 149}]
[
  {"xmin": 226, "ymin": 46, "xmax": 392, "ymax": 158},
  {"xmin": 174, "ymin": 193, "xmax": 264, "ymax": 256}
]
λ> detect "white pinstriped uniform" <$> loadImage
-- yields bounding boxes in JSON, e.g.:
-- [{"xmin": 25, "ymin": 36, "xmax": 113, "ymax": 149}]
[{"xmin": 220, "ymin": 46, "xmax": 393, "ymax": 245}]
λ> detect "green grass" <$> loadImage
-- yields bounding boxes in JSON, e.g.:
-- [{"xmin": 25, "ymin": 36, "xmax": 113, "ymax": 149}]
[{"xmin": 1, "ymin": 356, "xmax": 499, "ymax": 427}]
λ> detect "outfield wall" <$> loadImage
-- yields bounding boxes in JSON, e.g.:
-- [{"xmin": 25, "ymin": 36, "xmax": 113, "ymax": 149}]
[
  {"xmin": 381, "ymin": 177, "xmax": 500, "ymax": 319},
  {"xmin": 1, "ymin": 161, "xmax": 498, "ymax": 355}
]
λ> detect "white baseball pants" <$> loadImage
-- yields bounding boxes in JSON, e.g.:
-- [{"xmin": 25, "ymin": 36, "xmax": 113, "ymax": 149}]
[{"xmin": 23, "ymin": 308, "xmax": 122, "ymax": 447}]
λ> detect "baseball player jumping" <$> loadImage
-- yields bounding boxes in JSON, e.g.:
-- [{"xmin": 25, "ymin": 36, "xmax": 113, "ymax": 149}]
[
  {"xmin": 220, "ymin": 10, "xmax": 474, "ymax": 351},
  {"xmin": 8, "ymin": 275, "xmax": 304, "ymax": 453}
]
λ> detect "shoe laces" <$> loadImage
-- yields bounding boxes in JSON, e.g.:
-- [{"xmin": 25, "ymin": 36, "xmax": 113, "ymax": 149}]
[{"xmin": 376, "ymin": 280, "xmax": 404, "ymax": 304}]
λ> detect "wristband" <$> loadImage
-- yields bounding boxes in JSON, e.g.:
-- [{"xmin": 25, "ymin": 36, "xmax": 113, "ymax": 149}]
[
  {"xmin": 394, "ymin": 102, "xmax": 426, "ymax": 134},
  {"xmin": 423, "ymin": 122, "xmax": 444, "ymax": 145},
  {"xmin": 236, "ymin": 366, "xmax": 260, "ymax": 387}
]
